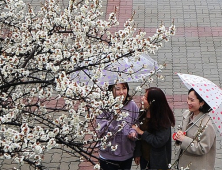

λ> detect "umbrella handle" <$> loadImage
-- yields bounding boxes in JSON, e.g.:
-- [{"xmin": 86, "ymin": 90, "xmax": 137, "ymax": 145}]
[{"xmin": 172, "ymin": 132, "xmax": 186, "ymax": 140}]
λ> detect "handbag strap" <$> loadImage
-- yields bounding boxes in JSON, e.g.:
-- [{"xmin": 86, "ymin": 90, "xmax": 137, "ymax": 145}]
[{"xmin": 185, "ymin": 113, "xmax": 207, "ymax": 133}]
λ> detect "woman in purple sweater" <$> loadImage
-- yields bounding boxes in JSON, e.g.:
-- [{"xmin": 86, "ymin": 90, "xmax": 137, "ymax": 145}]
[{"xmin": 96, "ymin": 82, "xmax": 139, "ymax": 170}]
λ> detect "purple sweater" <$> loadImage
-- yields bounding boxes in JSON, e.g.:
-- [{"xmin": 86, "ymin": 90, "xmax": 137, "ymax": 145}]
[{"xmin": 97, "ymin": 100, "xmax": 139, "ymax": 161}]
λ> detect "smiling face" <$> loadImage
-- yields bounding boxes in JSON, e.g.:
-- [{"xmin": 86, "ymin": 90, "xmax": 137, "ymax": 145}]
[
  {"xmin": 141, "ymin": 90, "xmax": 149, "ymax": 110},
  {"xmin": 113, "ymin": 83, "xmax": 128, "ymax": 102},
  {"xmin": 187, "ymin": 90, "xmax": 204, "ymax": 115}
]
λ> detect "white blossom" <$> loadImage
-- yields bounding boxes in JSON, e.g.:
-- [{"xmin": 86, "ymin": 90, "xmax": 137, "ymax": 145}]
[
  {"xmin": 0, "ymin": 0, "xmax": 175, "ymax": 168},
  {"xmin": 33, "ymin": 144, "xmax": 43, "ymax": 154},
  {"xmin": 135, "ymin": 86, "xmax": 142, "ymax": 92},
  {"xmin": 111, "ymin": 144, "xmax": 118, "ymax": 151},
  {"xmin": 94, "ymin": 164, "xmax": 100, "ymax": 169}
]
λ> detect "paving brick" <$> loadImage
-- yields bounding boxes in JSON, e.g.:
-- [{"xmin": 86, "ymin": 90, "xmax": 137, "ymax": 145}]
[{"xmin": 2, "ymin": 0, "xmax": 222, "ymax": 169}]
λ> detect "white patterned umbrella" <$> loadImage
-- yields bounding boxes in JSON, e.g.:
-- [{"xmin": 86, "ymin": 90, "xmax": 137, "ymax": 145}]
[
  {"xmin": 178, "ymin": 73, "xmax": 222, "ymax": 133},
  {"xmin": 71, "ymin": 54, "xmax": 158, "ymax": 86}
]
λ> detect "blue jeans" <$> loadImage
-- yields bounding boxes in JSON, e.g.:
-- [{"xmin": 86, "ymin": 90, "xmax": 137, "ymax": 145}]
[{"xmin": 100, "ymin": 157, "xmax": 133, "ymax": 170}]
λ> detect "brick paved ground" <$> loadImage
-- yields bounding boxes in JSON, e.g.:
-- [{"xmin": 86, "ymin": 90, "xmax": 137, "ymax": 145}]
[
  {"xmin": 1, "ymin": 0, "xmax": 222, "ymax": 169},
  {"xmin": 80, "ymin": 0, "xmax": 222, "ymax": 169},
  {"xmin": 82, "ymin": 0, "xmax": 222, "ymax": 169}
]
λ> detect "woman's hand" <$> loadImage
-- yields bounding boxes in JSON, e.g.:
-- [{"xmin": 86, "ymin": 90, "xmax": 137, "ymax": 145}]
[
  {"xmin": 128, "ymin": 132, "xmax": 136, "ymax": 140},
  {"xmin": 134, "ymin": 157, "xmax": 140, "ymax": 165},
  {"xmin": 175, "ymin": 130, "xmax": 185, "ymax": 142},
  {"xmin": 132, "ymin": 125, "xmax": 144, "ymax": 135}
]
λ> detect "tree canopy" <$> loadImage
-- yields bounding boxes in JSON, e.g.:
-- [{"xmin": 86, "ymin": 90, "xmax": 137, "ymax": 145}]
[{"xmin": 0, "ymin": 0, "xmax": 175, "ymax": 169}]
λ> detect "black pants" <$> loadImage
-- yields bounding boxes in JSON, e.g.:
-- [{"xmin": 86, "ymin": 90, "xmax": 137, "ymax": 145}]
[
  {"xmin": 100, "ymin": 157, "xmax": 133, "ymax": 170},
  {"xmin": 140, "ymin": 156, "xmax": 149, "ymax": 170},
  {"xmin": 140, "ymin": 156, "xmax": 170, "ymax": 170}
]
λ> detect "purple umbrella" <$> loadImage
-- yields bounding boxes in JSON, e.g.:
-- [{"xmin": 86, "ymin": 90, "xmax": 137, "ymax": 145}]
[{"xmin": 71, "ymin": 54, "xmax": 159, "ymax": 86}]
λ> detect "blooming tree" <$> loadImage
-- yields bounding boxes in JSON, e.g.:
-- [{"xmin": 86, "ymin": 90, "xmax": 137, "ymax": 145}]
[{"xmin": 0, "ymin": 0, "xmax": 175, "ymax": 169}]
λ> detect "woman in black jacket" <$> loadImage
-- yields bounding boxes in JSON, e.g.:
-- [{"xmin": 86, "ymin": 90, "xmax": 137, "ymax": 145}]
[{"xmin": 132, "ymin": 87, "xmax": 175, "ymax": 170}]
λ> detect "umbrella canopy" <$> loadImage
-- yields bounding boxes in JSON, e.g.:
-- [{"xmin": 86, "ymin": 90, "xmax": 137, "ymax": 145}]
[
  {"xmin": 71, "ymin": 54, "xmax": 158, "ymax": 86},
  {"xmin": 178, "ymin": 73, "xmax": 222, "ymax": 133}
]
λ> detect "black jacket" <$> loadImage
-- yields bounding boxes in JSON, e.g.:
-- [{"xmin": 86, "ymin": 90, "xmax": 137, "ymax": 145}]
[{"xmin": 134, "ymin": 127, "xmax": 171, "ymax": 169}]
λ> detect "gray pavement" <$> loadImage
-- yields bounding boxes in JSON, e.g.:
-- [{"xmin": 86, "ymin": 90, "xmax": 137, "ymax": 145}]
[
  {"xmin": 130, "ymin": 0, "xmax": 222, "ymax": 169},
  {"xmin": 1, "ymin": 0, "xmax": 222, "ymax": 169}
]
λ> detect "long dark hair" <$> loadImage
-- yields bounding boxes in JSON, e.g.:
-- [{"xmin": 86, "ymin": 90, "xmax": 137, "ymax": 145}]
[
  {"xmin": 188, "ymin": 88, "xmax": 212, "ymax": 113},
  {"xmin": 145, "ymin": 87, "xmax": 175, "ymax": 130},
  {"xmin": 108, "ymin": 82, "xmax": 131, "ymax": 105}
]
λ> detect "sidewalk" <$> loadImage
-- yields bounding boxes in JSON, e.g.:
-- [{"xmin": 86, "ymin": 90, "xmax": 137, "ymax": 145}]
[
  {"xmin": 1, "ymin": 0, "xmax": 222, "ymax": 169},
  {"xmin": 80, "ymin": 0, "xmax": 222, "ymax": 169}
]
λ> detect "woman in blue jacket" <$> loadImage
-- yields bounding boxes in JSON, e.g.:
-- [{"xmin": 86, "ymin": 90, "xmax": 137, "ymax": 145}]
[{"xmin": 132, "ymin": 87, "xmax": 175, "ymax": 170}]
